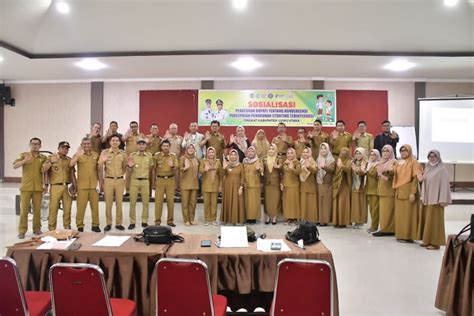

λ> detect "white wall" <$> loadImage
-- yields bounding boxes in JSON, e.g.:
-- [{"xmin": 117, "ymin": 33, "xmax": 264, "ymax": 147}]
[{"xmin": 5, "ymin": 83, "xmax": 90, "ymax": 178}]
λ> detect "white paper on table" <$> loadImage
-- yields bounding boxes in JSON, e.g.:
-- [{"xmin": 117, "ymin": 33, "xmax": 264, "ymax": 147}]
[
  {"xmin": 256, "ymin": 239, "xmax": 291, "ymax": 252},
  {"xmin": 37, "ymin": 238, "xmax": 76, "ymax": 250},
  {"xmin": 220, "ymin": 226, "xmax": 249, "ymax": 248},
  {"xmin": 92, "ymin": 235, "xmax": 131, "ymax": 247}
]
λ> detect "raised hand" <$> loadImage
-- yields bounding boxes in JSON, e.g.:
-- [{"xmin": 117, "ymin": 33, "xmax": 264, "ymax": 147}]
[
  {"xmin": 331, "ymin": 130, "xmax": 338, "ymax": 140},
  {"xmin": 230, "ymin": 134, "xmax": 236, "ymax": 144},
  {"xmin": 167, "ymin": 158, "xmax": 174, "ymax": 168},
  {"xmin": 50, "ymin": 154, "xmax": 59, "ymax": 163},
  {"xmin": 127, "ymin": 157, "xmax": 135, "ymax": 168},
  {"xmin": 164, "ymin": 130, "xmax": 171, "ymax": 139},
  {"xmin": 337, "ymin": 158, "xmax": 343, "ymax": 168},
  {"xmin": 76, "ymin": 146, "xmax": 85, "ymax": 157},
  {"xmin": 204, "ymin": 161, "xmax": 210, "ymax": 172},
  {"xmin": 205, "ymin": 131, "xmax": 211, "ymax": 140},
  {"xmin": 390, "ymin": 130, "xmax": 398, "ymax": 139},
  {"xmin": 417, "ymin": 173, "xmax": 424, "ymax": 182},
  {"xmin": 184, "ymin": 158, "xmax": 190, "ymax": 170},
  {"xmin": 184, "ymin": 131, "xmax": 190, "ymax": 141},
  {"xmin": 307, "ymin": 130, "xmax": 314, "ymax": 139},
  {"xmin": 255, "ymin": 160, "xmax": 261, "ymax": 171}
]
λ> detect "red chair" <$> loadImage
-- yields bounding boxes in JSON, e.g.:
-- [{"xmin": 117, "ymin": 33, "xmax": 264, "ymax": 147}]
[
  {"xmin": 156, "ymin": 258, "xmax": 227, "ymax": 316},
  {"xmin": 0, "ymin": 256, "xmax": 51, "ymax": 316},
  {"xmin": 271, "ymin": 258, "xmax": 333, "ymax": 316},
  {"xmin": 49, "ymin": 263, "xmax": 136, "ymax": 316}
]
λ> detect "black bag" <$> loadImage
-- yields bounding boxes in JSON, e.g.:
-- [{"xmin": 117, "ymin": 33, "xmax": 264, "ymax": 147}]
[
  {"xmin": 134, "ymin": 226, "xmax": 184, "ymax": 245},
  {"xmin": 286, "ymin": 221, "xmax": 320, "ymax": 245}
]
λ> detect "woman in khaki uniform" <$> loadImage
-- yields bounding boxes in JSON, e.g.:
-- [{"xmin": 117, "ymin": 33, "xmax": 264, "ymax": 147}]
[
  {"xmin": 393, "ymin": 144, "xmax": 422, "ymax": 243},
  {"xmin": 373, "ymin": 145, "xmax": 397, "ymax": 237},
  {"xmin": 365, "ymin": 149, "xmax": 381, "ymax": 233},
  {"xmin": 200, "ymin": 147, "xmax": 223, "ymax": 226},
  {"xmin": 350, "ymin": 147, "xmax": 367, "ymax": 229},
  {"xmin": 221, "ymin": 149, "xmax": 245, "ymax": 224},
  {"xmin": 252, "ymin": 129, "xmax": 270, "ymax": 158},
  {"xmin": 417, "ymin": 150, "xmax": 451, "ymax": 250},
  {"xmin": 243, "ymin": 146, "xmax": 263, "ymax": 224},
  {"xmin": 300, "ymin": 147, "xmax": 318, "ymax": 223},
  {"xmin": 180, "ymin": 143, "xmax": 200, "ymax": 226},
  {"xmin": 281, "ymin": 148, "xmax": 301, "ymax": 225},
  {"xmin": 317, "ymin": 143, "xmax": 335, "ymax": 226},
  {"xmin": 332, "ymin": 147, "xmax": 352, "ymax": 228},
  {"xmin": 262, "ymin": 144, "xmax": 281, "ymax": 225}
]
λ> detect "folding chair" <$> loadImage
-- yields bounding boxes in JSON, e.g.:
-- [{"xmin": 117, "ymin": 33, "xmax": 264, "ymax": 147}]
[
  {"xmin": 156, "ymin": 258, "xmax": 227, "ymax": 316},
  {"xmin": 49, "ymin": 263, "xmax": 136, "ymax": 316},
  {"xmin": 271, "ymin": 258, "xmax": 333, "ymax": 316},
  {"xmin": 0, "ymin": 256, "xmax": 51, "ymax": 316}
]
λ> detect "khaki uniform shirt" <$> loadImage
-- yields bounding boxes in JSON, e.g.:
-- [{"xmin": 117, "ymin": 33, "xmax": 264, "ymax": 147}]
[
  {"xmin": 331, "ymin": 132, "xmax": 353, "ymax": 156},
  {"xmin": 272, "ymin": 134, "xmax": 294, "ymax": 155},
  {"xmin": 205, "ymin": 133, "xmax": 227, "ymax": 160},
  {"xmin": 101, "ymin": 149, "xmax": 127, "ymax": 178},
  {"xmin": 199, "ymin": 159, "xmax": 222, "ymax": 192},
  {"xmin": 168, "ymin": 136, "xmax": 183, "ymax": 158},
  {"xmin": 76, "ymin": 152, "xmax": 99, "ymax": 189},
  {"xmin": 45, "ymin": 155, "xmax": 73, "ymax": 184},
  {"xmin": 90, "ymin": 135, "xmax": 102, "ymax": 155},
  {"xmin": 309, "ymin": 131, "xmax": 329, "ymax": 159},
  {"xmin": 129, "ymin": 151, "xmax": 154, "ymax": 179},
  {"xmin": 14, "ymin": 152, "xmax": 47, "ymax": 192},
  {"xmin": 355, "ymin": 133, "xmax": 374, "ymax": 154},
  {"xmin": 125, "ymin": 133, "xmax": 146, "ymax": 155},
  {"xmin": 154, "ymin": 152, "xmax": 178, "ymax": 177},
  {"xmin": 179, "ymin": 156, "xmax": 200, "ymax": 190},
  {"xmin": 146, "ymin": 135, "xmax": 162, "ymax": 155}
]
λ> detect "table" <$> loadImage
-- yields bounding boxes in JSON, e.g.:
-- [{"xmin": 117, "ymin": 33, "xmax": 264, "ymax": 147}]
[
  {"xmin": 435, "ymin": 234, "xmax": 473, "ymax": 316},
  {"xmin": 6, "ymin": 233, "xmax": 168, "ymax": 316},
  {"xmin": 165, "ymin": 234, "xmax": 339, "ymax": 315}
]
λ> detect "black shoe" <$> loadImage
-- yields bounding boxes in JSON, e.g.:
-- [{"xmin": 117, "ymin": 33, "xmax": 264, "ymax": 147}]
[
  {"xmin": 141, "ymin": 223, "xmax": 148, "ymax": 228},
  {"xmin": 128, "ymin": 224, "xmax": 135, "ymax": 230},
  {"xmin": 104, "ymin": 225, "xmax": 112, "ymax": 232},
  {"xmin": 373, "ymin": 231, "xmax": 394, "ymax": 237},
  {"xmin": 265, "ymin": 220, "xmax": 270, "ymax": 225},
  {"xmin": 167, "ymin": 222, "xmax": 176, "ymax": 227},
  {"xmin": 319, "ymin": 223, "xmax": 328, "ymax": 227},
  {"xmin": 77, "ymin": 227, "xmax": 84, "ymax": 232},
  {"xmin": 272, "ymin": 220, "xmax": 277, "ymax": 225},
  {"xmin": 91, "ymin": 226, "xmax": 101, "ymax": 233},
  {"xmin": 115, "ymin": 225, "xmax": 125, "ymax": 231},
  {"xmin": 123, "ymin": 193, "xmax": 129, "ymax": 197}
]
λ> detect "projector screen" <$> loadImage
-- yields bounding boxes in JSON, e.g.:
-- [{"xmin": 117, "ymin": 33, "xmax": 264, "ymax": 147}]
[{"xmin": 419, "ymin": 98, "xmax": 474, "ymax": 163}]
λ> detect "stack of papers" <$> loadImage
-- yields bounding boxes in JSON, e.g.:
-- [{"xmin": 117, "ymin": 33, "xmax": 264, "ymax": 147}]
[
  {"xmin": 92, "ymin": 235, "xmax": 131, "ymax": 247},
  {"xmin": 37, "ymin": 237, "xmax": 76, "ymax": 250},
  {"xmin": 220, "ymin": 226, "xmax": 249, "ymax": 248}
]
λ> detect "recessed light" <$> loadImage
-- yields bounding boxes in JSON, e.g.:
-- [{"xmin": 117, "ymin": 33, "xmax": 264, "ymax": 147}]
[
  {"xmin": 55, "ymin": 1, "xmax": 70, "ymax": 14},
  {"xmin": 383, "ymin": 59, "xmax": 415, "ymax": 72},
  {"xmin": 231, "ymin": 57, "xmax": 262, "ymax": 71},
  {"xmin": 444, "ymin": 0, "xmax": 459, "ymax": 7},
  {"xmin": 233, "ymin": 0, "xmax": 247, "ymax": 10},
  {"xmin": 0, "ymin": 56, "xmax": 4, "ymax": 62},
  {"xmin": 75, "ymin": 58, "xmax": 107, "ymax": 71}
]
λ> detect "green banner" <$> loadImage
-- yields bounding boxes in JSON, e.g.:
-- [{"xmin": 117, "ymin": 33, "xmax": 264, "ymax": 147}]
[{"xmin": 198, "ymin": 90, "xmax": 336, "ymax": 126}]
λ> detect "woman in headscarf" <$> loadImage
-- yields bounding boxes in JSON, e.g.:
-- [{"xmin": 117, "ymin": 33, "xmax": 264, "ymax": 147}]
[
  {"xmin": 227, "ymin": 125, "xmax": 251, "ymax": 162},
  {"xmin": 417, "ymin": 150, "xmax": 451, "ymax": 250},
  {"xmin": 317, "ymin": 142, "xmax": 336, "ymax": 226},
  {"xmin": 252, "ymin": 129, "xmax": 270, "ymax": 158},
  {"xmin": 300, "ymin": 146, "xmax": 318, "ymax": 223},
  {"xmin": 262, "ymin": 143, "xmax": 282, "ymax": 225},
  {"xmin": 243, "ymin": 146, "xmax": 263, "ymax": 224},
  {"xmin": 199, "ymin": 147, "xmax": 223, "ymax": 226},
  {"xmin": 393, "ymin": 144, "xmax": 423, "ymax": 243},
  {"xmin": 220, "ymin": 149, "xmax": 245, "ymax": 225},
  {"xmin": 365, "ymin": 149, "xmax": 381, "ymax": 233},
  {"xmin": 373, "ymin": 145, "xmax": 397, "ymax": 237},
  {"xmin": 350, "ymin": 147, "xmax": 367, "ymax": 229},
  {"xmin": 281, "ymin": 147, "xmax": 301, "ymax": 225},
  {"xmin": 179, "ymin": 143, "xmax": 200, "ymax": 226},
  {"xmin": 332, "ymin": 147, "xmax": 352, "ymax": 228}
]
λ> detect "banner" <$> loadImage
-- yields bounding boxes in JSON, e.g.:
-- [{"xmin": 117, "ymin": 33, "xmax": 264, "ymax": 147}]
[{"xmin": 198, "ymin": 90, "xmax": 337, "ymax": 127}]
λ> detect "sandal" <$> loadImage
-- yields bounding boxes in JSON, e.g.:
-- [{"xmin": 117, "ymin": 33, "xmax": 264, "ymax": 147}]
[{"xmin": 426, "ymin": 245, "xmax": 440, "ymax": 250}]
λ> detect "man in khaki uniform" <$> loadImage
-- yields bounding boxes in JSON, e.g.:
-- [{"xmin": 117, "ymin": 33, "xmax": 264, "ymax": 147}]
[
  {"xmin": 153, "ymin": 139, "xmax": 178, "ymax": 227},
  {"xmin": 70, "ymin": 137, "xmax": 101, "ymax": 232},
  {"xmin": 200, "ymin": 120, "xmax": 227, "ymax": 163},
  {"xmin": 308, "ymin": 119, "xmax": 329, "ymax": 159},
  {"xmin": 127, "ymin": 138, "xmax": 154, "ymax": 229},
  {"xmin": 89, "ymin": 122, "xmax": 102, "ymax": 155},
  {"xmin": 99, "ymin": 135, "xmax": 127, "ymax": 231},
  {"xmin": 272, "ymin": 122, "xmax": 294, "ymax": 159},
  {"xmin": 353, "ymin": 120, "xmax": 374, "ymax": 155},
  {"xmin": 42, "ymin": 141, "xmax": 76, "ymax": 231},
  {"xmin": 122, "ymin": 121, "xmax": 145, "ymax": 196},
  {"xmin": 146, "ymin": 123, "xmax": 162, "ymax": 155},
  {"xmin": 329, "ymin": 120, "xmax": 353, "ymax": 159},
  {"xmin": 14, "ymin": 137, "xmax": 47, "ymax": 239},
  {"xmin": 163, "ymin": 123, "xmax": 183, "ymax": 194}
]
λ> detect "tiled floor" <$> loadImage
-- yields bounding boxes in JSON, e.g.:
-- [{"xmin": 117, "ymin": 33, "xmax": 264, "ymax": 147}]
[{"xmin": 0, "ymin": 183, "xmax": 472, "ymax": 316}]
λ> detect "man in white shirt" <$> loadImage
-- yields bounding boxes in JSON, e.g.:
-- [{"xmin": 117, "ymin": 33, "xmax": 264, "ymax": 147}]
[
  {"xmin": 213, "ymin": 99, "xmax": 229, "ymax": 122},
  {"xmin": 200, "ymin": 98, "xmax": 214, "ymax": 122},
  {"xmin": 182, "ymin": 122, "xmax": 205, "ymax": 159}
]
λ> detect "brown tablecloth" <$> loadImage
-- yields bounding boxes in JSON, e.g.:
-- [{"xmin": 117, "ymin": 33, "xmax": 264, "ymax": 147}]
[
  {"xmin": 165, "ymin": 234, "xmax": 339, "ymax": 315},
  {"xmin": 6, "ymin": 233, "xmax": 168, "ymax": 316},
  {"xmin": 435, "ymin": 234, "xmax": 474, "ymax": 316}
]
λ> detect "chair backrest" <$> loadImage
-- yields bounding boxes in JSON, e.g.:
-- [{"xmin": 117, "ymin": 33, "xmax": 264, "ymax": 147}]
[
  {"xmin": 0, "ymin": 257, "xmax": 28, "ymax": 315},
  {"xmin": 49, "ymin": 263, "xmax": 112, "ymax": 316},
  {"xmin": 271, "ymin": 258, "xmax": 333, "ymax": 316},
  {"xmin": 156, "ymin": 258, "xmax": 215, "ymax": 316}
]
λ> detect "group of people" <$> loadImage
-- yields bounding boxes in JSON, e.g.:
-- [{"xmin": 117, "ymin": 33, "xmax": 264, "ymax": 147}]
[{"xmin": 15, "ymin": 119, "xmax": 451, "ymax": 250}]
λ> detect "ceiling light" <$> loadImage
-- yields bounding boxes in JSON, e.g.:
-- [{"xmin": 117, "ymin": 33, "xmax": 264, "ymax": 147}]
[
  {"xmin": 0, "ymin": 56, "xmax": 4, "ymax": 62},
  {"xmin": 75, "ymin": 58, "xmax": 107, "ymax": 71},
  {"xmin": 231, "ymin": 57, "xmax": 262, "ymax": 71},
  {"xmin": 383, "ymin": 59, "xmax": 415, "ymax": 72},
  {"xmin": 444, "ymin": 0, "xmax": 459, "ymax": 7},
  {"xmin": 233, "ymin": 0, "xmax": 247, "ymax": 10},
  {"xmin": 55, "ymin": 1, "xmax": 70, "ymax": 14}
]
